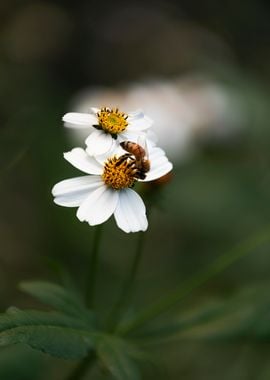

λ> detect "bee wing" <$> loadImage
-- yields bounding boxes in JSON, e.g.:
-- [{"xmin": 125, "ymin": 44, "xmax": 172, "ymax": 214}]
[{"xmin": 137, "ymin": 135, "xmax": 149, "ymax": 159}]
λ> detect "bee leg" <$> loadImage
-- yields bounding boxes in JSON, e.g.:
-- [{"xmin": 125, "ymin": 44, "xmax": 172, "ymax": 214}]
[
  {"xmin": 93, "ymin": 124, "xmax": 103, "ymax": 130},
  {"xmin": 115, "ymin": 153, "xmax": 132, "ymax": 166},
  {"xmin": 135, "ymin": 172, "xmax": 146, "ymax": 180}
]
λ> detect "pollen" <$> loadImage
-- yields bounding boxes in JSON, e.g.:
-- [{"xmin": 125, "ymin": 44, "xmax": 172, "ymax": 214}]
[
  {"xmin": 97, "ymin": 107, "xmax": 128, "ymax": 135},
  {"xmin": 102, "ymin": 155, "xmax": 137, "ymax": 190}
]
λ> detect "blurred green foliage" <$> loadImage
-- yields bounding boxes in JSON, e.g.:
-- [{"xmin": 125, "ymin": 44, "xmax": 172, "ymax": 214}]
[{"xmin": 1, "ymin": 0, "xmax": 270, "ymax": 378}]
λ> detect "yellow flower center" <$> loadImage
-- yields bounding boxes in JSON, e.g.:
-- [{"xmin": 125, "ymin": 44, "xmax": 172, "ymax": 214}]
[
  {"xmin": 97, "ymin": 107, "xmax": 128, "ymax": 135},
  {"xmin": 102, "ymin": 155, "xmax": 137, "ymax": 190}
]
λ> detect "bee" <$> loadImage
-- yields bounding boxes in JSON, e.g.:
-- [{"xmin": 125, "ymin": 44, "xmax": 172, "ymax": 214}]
[{"xmin": 120, "ymin": 139, "xmax": 150, "ymax": 180}]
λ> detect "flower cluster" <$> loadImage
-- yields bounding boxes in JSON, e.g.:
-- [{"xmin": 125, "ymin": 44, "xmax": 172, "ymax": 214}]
[{"xmin": 52, "ymin": 107, "xmax": 173, "ymax": 233}]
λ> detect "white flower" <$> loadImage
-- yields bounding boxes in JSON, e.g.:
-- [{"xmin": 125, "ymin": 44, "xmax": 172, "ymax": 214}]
[
  {"xmin": 63, "ymin": 107, "xmax": 153, "ymax": 156},
  {"xmin": 67, "ymin": 78, "xmax": 246, "ymax": 161},
  {"xmin": 52, "ymin": 144, "xmax": 172, "ymax": 233}
]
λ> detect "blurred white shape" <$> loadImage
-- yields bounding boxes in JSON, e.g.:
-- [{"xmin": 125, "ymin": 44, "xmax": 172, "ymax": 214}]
[
  {"xmin": 176, "ymin": 76, "xmax": 245, "ymax": 141},
  {"xmin": 67, "ymin": 76, "xmax": 246, "ymax": 161}
]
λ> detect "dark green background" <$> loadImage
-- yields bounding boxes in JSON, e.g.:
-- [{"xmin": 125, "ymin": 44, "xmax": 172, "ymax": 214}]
[{"xmin": 1, "ymin": 0, "xmax": 270, "ymax": 378}]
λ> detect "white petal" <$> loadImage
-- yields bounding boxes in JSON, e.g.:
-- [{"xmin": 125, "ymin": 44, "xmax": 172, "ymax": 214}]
[
  {"xmin": 63, "ymin": 112, "xmax": 97, "ymax": 128},
  {"xmin": 143, "ymin": 160, "xmax": 173, "ymax": 182},
  {"xmin": 114, "ymin": 189, "xmax": 148, "ymax": 233},
  {"xmin": 146, "ymin": 130, "xmax": 158, "ymax": 145},
  {"xmin": 52, "ymin": 176, "xmax": 102, "ymax": 207},
  {"xmin": 127, "ymin": 109, "xmax": 144, "ymax": 119},
  {"xmin": 119, "ymin": 130, "xmax": 146, "ymax": 143},
  {"xmin": 141, "ymin": 145, "xmax": 173, "ymax": 181},
  {"xmin": 85, "ymin": 130, "xmax": 115, "ymax": 156},
  {"xmin": 149, "ymin": 146, "xmax": 166, "ymax": 160},
  {"xmin": 90, "ymin": 107, "xmax": 100, "ymax": 114},
  {"xmin": 127, "ymin": 115, "xmax": 153, "ymax": 131},
  {"xmin": 64, "ymin": 148, "xmax": 103, "ymax": 175},
  {"xmin": 77, "ymin": 185, "xmax": 119, "ymax": 225}
]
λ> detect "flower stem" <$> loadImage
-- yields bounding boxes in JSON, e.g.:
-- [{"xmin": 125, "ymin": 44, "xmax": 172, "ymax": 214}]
[
  {"xmin": 119, "ymin": 226, "xmax": 270, "ymax": 335},
  {"xmin": 65, "ymin": 352, "xmax": 96, "ymax": 380},
  {"xmin": 107, "ymin": 231, "xmax": 145, "ymax": 331},
  {"xmin": 86, "ymin": 224, "xmax": 103, "ymax": 308}
]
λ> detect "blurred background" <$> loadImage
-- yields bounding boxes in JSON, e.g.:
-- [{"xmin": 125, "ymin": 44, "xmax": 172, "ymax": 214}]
[{"xmin": 1, "ymin": 0, "xmax": 270, "ymax": 378}]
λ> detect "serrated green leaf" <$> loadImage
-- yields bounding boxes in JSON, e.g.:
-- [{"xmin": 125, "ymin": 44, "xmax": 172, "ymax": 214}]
[
  {"xmin": 19, "ymin": 281, "xmax": 94, "ymax": 324},
  {"xmin": 0, "ymin": 307, "xmax": 91, "ymax": 331},
  {"xmin": 97, "ymin": 335, "xmax": 141, "ymax": 380},
  {"xmin": 0, "ymin": 325, "xmax": 93, "ymax": 359},
  {"xmin": 0, "ymin": 308, "xmax": 96, "ymax": 359}
]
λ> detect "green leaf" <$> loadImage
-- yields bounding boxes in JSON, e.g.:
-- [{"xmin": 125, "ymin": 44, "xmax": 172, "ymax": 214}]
[
  {"xmin": 140, "ymin": 283, "xmax": 270, "ymax": 344},
  {"xmin": 0, "ymin": 325, "xmax": 93, "ymax": 359},
  {"xmin": 0, "ymin": 307, "xmax": 92, "ymax": 331},
  {"xmin": 97, "ymin": 335, "xmax": 141, "ymax": 380},
  {"xmin": 19, "ymin": 281, "xmax": 94, "ymax": 324},
  {"xmin": 0, "ymin": 308, "xmax": 96, "ymax": 359},
  {"xmin": 134, "ymin": 300, "xmax": 226, "ymax": 342},
  {"xmin": 179, "ymin": 285, "xmax": 270, "ymax": 341},
  {"xmin": 119, "ymin": 227, "xmax": 270, "ymax": 335}
]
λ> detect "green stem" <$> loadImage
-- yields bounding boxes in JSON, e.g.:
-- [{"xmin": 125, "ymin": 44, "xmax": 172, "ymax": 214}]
[
  {"xmin": 107, "ymin": 231, "xmax": 145, "ymax": 331},
  {"xmin": 86, "ymin": 224, "xmax": 103, "ymax": 308},
  {"xmin": 65, "ymin": 352, "xmax": 96, "ymax": 380},
  {"xmin": 119, "ymin": 226, "xmax": 270, "ymax": 335}
]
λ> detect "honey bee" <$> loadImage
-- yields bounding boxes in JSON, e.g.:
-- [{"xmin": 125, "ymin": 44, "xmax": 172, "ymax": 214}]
[{"xmin": 120, "ymin": 139, "xmax": 150, "ymax": 180}]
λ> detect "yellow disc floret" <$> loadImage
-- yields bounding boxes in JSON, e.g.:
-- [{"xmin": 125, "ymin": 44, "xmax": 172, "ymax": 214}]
[
  {"xmin": 102, "ymin": 155, "xmax": 137, "ymax": 190},
  {"xmin": 97, "ymin": 107, "xmax": 128, "ymax": 135}
]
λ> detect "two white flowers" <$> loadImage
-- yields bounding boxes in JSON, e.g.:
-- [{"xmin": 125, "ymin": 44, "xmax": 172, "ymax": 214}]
[{"xmin": 52, "ymin": 107, "xmax": 173, "ymax": 233}]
